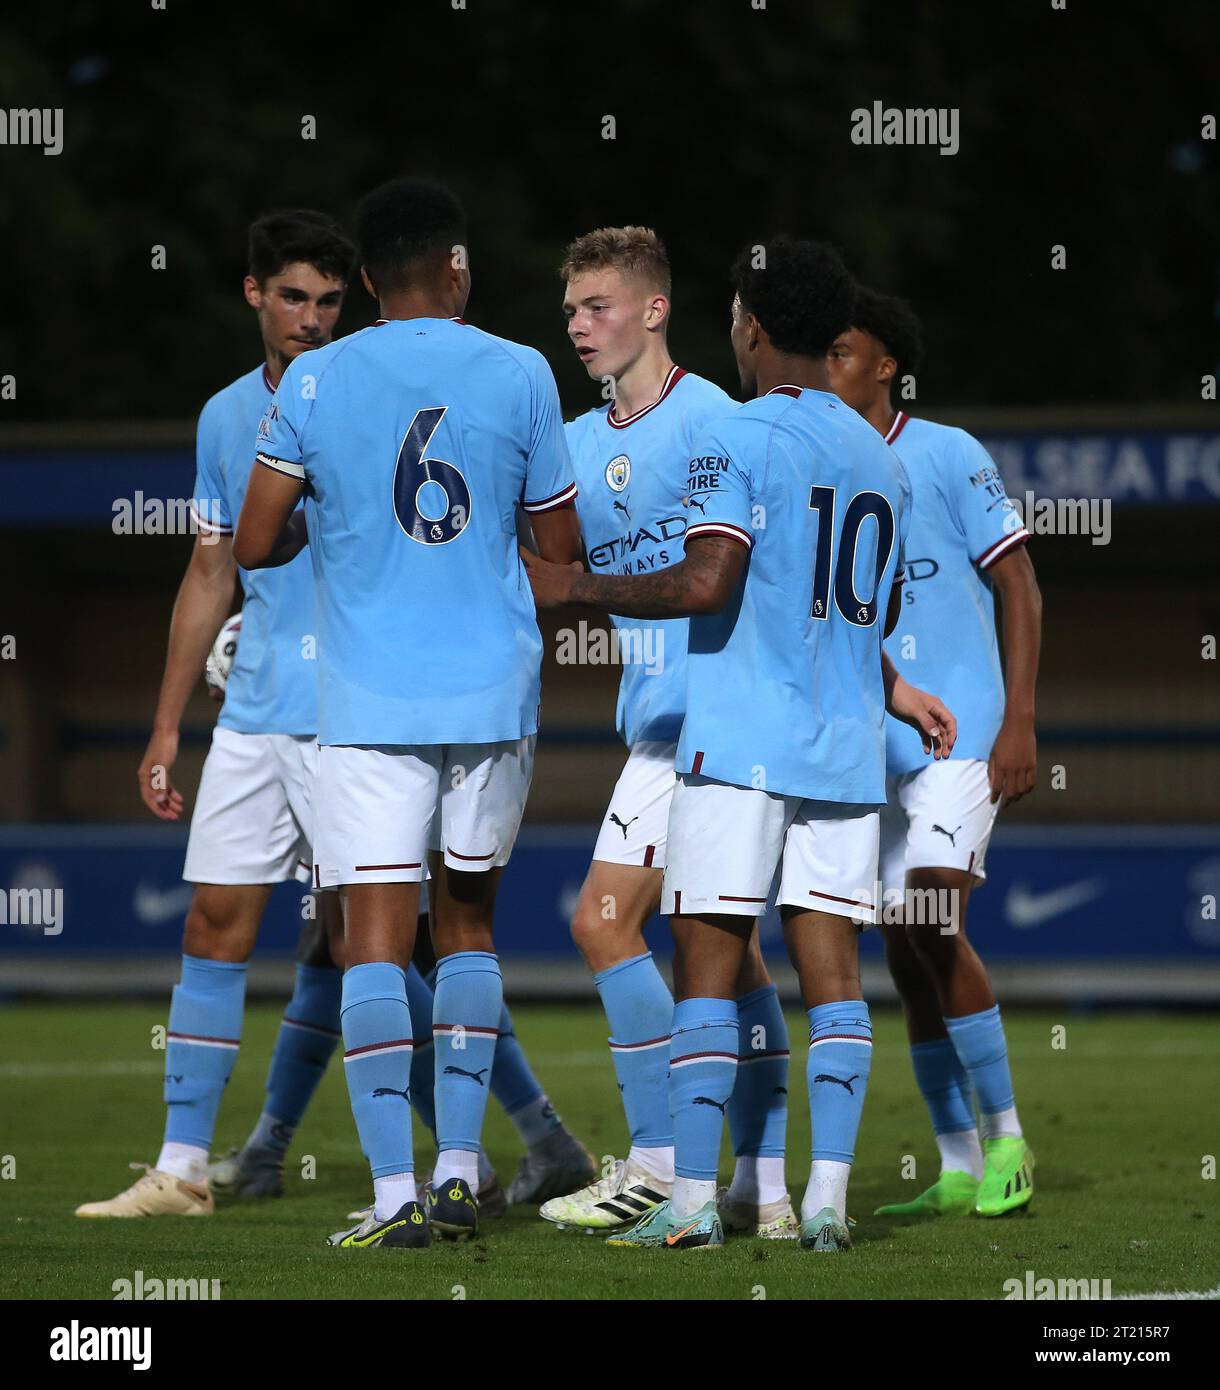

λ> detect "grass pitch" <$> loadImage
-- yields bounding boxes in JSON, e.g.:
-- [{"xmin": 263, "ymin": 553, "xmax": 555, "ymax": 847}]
[{"xmin": 1, "ymin": 1002, "xmax": 1217, "ymax": 1301}]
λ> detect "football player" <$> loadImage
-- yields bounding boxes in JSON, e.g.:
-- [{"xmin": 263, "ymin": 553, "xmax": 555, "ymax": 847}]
[
  {"xmin": 827, "ymin": 289, "xmax": 1040, "ymax": 1218},
  {"xmin": 236, "ymin": 178, "xmax": 582, "ymax": 1249},
  {"xmin": 77, "ymin": 210, "xmax": 353, "ymax": 1219},
  {"xmin": 526, "ymin": 238, "xmax": 956, "ymax": 1249},
  {"xmin": 539, "ymin": 227, "xmax": 796, "ymax": 1238}
]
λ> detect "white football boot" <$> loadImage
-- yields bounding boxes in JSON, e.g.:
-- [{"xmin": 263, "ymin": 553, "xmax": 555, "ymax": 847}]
[
  {"xmin": 75, "ymin": 1163, "xmax": 213, "ymax": 1218},
  {"xmin": 539, "ymin": 1157, "xmax": 672, "ymax": 1232}
]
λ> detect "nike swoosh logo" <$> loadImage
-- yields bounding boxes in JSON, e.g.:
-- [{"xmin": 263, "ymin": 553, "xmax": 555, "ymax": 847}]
[
  {"xmin": 665, "ymin": 1220, "xmax": 701, "ymax": 1246},
  {"xmin": 1005, "ymin": 878, "xmax": 1105, "ymax": 929},
  {"xmin": 133, "ymin": 882, "xmax": 194, "ymax": 925}
]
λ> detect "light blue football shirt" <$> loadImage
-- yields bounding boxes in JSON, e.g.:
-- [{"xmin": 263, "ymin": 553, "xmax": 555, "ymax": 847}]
[
  {"xmin": 566, "ymin": 367, "xmax": 737, "ymax": 746},
  {"xmin": 254, "ymin": 317, "xmax": 577, "ymax": 747},
  {"xmin": 882, "ymin": 412, "xmax": 1030, "ymax": 774},
  {"xmin": 676, "ymin": 385, "xmax": 910, "ymax": 804},
  {"xmin": 192, "ymin": 363, "xmax": 317, "ymax": 736}
]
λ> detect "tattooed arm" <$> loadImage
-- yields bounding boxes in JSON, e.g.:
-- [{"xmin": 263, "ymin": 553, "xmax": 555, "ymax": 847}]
[{"xmin": 522, "ymin": 534, "xmax": 747, "ymax": 618}]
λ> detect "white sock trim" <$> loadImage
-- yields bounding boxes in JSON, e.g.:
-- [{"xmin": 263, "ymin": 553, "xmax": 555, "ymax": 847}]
[
  {"xmin": 802, "ymin": 1159, "xmax": 851, "ymax": 1223},
  {"xmin": 671, "ymin": 1176, "xmax": 716, "ymax": 1220},
  {"xmin": 373, "ymin": 1171, "xmax": 417, "ymax": 1221},
  {"xmin": 156, "ymin": 1142, "xmax": 209, "ymax": 1185},
  {"xmin": 627, "ymin": 1144, "xmax": 675, "ymax": 1184},
  {"xmin": 936, "ymin": 1128, "xmax": 984, "ymax": 1180},
  {"xmin": 980, "ymin": 1104, "xmax": 1022, "ymax": 1140},
  {"xmin": 432, "ymin": 1148, "xmax": 480, "ymax": 1190}
]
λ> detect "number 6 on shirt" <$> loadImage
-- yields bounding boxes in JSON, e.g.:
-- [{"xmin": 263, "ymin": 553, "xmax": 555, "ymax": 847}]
[{"xmin": 392, "ymin": 405, "xmax": 472, "ymax": 545}]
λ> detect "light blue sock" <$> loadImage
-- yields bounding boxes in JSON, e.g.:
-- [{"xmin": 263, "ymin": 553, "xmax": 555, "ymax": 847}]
[
  {"xmin": 944, "ymin": 1005, "xmax": 1016, "ymax": 1120},
  {"xmin": 163, "ymin": 954, "xmax": 246, "ymax": 1150},
  {"xmin": 492, "ymin": 1003, "xmax": 564, "ymax": 1145},
  {"xmin": 729, "ymin": 984, "xmax": 789, "ymax": 1158},
  {"xmin": 807, "ymin": 1001, "xmax": 873, "ymax": 1162},
  {"xmin": 404, "ymin": 963, "xmax": 437, "ymax": 1137},
  {"xmin": 263, "ymin": 964, "xmax": 342, "ymax": 1129},
  {"xmin": 594, "ymin": 952, "xmax": 673, "ymax": 1150},
  {"xmin": 433, "ymin": 952, "xmax": 502, "ymax": 1155},
  {"xmin": 341, "ymin": 962, "xmax": 413, "ymax": 1179},
  {"xmin": 489, "ymin": 1002, "xmax": 544, "ymax": 1114},
  {"xmin": 909, "ymin": 1037, "xmax": 976, "ymax": 1134},
  {"xmin": 670, "ymin": 998, "xmax": 738, "ymax": 1181}
]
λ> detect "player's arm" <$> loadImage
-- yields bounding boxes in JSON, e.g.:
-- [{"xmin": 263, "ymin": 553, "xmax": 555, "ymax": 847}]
[
  {"xmin": 528, "ymin": 502, "xmax": 582, "ymax": 565},
  {"xmin": 985, "ymin": 543, "xmax": 1041, "ymax": 804},
  {"xmin": 233, "ymin": 462, "xmax": 307, "ymax": 569},
  {"xmin": 138, "ymin": 532, "xmax": 237, "ymax": 820},
  {"xmin": 524, "ymin": 533, "xmax": 746, "ymax": 618},
  {"xmin": 881, "ymin": 650, "xmax": 956, "ymax": 761}
]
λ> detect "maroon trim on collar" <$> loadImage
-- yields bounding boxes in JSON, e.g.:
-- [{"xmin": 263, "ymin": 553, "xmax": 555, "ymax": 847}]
[
  {"xmin": 885, "ymin": 410, "xmax": 910, "ymax": 445},
  {"xmin": 607, "ymin": 365, "xmax": 686, "ymax": 429},
  {"xmin": 765, "ymin": 384, "xmax": 802, "ymax": 399},
  {"xmin": 261, "ymin": 364, "xmax": 276, "ymax": 393}
]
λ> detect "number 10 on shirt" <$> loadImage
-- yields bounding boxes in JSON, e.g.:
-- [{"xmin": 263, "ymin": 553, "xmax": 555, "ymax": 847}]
[{"xmin": 807, "ymin": 485, "xmax": 896, "ymax": 627}]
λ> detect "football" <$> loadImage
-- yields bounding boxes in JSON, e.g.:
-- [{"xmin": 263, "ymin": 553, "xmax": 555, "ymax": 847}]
[{"xmin": 205, "ymin": 613, "xmax": 242, "ymax": 697}]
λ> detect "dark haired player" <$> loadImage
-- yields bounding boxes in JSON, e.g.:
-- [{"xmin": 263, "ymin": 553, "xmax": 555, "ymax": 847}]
[
  {"xmin": 827, "ymin": 290, "xmax": 1041, "ymax": 1218},
  {"xmin": 527, "ymin": 239, "xmax": 956, "ymax": 1250},
  {"xmin": 77, "ymin": 211, "xmax": 354, "ymax": 1218},
  {"xmin": 237, "ymin": 178, "xmax": 582, "ymax": 1249},
  {"xmin": 540, "ymin": 225, "xmax": 794, "ymax": 1239}
]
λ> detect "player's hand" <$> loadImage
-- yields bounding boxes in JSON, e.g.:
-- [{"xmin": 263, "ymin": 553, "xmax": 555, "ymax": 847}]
[
  {"xmin": 886, "ymin": 675, "xmax": 957, "ymax": 760},
  {"xmin": 520, "ymin": 545, "xmax": 583, "ymax": 608},
  {"xmin": 987, "ymin": 719, "xmax": 1036, "ymax": 804},
  {"xmin": 138, "ymin": 728, "xmax": 185, "ymax": 821}
]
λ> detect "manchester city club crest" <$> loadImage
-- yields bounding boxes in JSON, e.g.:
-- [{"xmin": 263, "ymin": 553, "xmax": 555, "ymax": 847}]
[{"xmin": 605, "ymin": 454, "xmax": 631, "ymax": 492}]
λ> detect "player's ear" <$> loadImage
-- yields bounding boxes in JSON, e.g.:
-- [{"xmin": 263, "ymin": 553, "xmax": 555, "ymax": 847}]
[
  {"xmin": 876, "ymin": 352, "xmax": 898, "ymax": 386},
  {"xmin": 359, "ymin": 266, "xmax": 377, "ymax": 300},
  {"xmin": 645, "ymin": 293, "xmax": 670, "ymax": 333},
  {"xmin": 242, "ymin": 274, "xmax": 262, "ymax": 310},
  {"xmin": 747, "ymin": 312, "xmax": 762, "ymax": 353}
]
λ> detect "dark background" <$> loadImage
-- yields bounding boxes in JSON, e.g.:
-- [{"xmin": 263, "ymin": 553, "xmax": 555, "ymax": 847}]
[{"xmin": 1, "ymin": 0, "xmax": 1217, "ymax": 421}]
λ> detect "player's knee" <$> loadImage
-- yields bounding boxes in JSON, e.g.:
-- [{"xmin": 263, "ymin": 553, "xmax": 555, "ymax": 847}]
[
  {"xmin": 905, "ymin": 920, "xmax": 964, "ymax": 974},
  {"xmin": 183, "ymin": 893, "xmax": 250, "ymax": 959},
  {"xmin": 569, "ymin": 899, "xmax": 605, "ymax": 956}
]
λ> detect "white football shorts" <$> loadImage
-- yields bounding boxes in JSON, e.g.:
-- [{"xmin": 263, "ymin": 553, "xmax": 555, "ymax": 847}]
[
  {"xmin": 878, "ymin": 758, "xmax": 1001, "ymax": 896},
  {"xmin": 183, "ymin": 727, "xmax": 316, "ymax": 886},
  {"xmin": 661, "ymin": 773, "xmax": 881, "ymax": 925},
  {"xmin": 313, "ymin": 737, "xmax": 535, "ymax": 888},
  {"xmin": 591, "ymin": 740, "xmax": 678, "ymax": 870}
]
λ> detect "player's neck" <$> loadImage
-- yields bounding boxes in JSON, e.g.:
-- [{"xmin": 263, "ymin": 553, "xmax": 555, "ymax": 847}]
[
  {"xmin": 864, "ymin": 395, "xmax": 899, "ymax": 438},
  {"xmin": 754, "ymin": 354, "xmax": 829, "ymax": 398},
  {"xmin": 376, "ymin": 287, "xmax": 464, "ymax": 323},
  {"xmin": 611, "ymin": 343, "xmax": 675, "ymax": 420},
  {"xmin": 262, "ymin": 348, "xmax": 289, "ymax": 392}
]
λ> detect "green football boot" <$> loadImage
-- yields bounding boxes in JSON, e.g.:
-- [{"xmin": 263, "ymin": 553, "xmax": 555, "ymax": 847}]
[
  {"xmin": 606, "ymin": 1198, "xmax": 724, "ymax": 1250},
  {"xmin": 874, "ymin": 1170, "xmax": 980, "ymax": 1218},
  {"xmin": 799, "ymin": 1205, "xmax": 852, "ymax": 1252},
  {"xmin": 975, "ymin": 1137, "xmax": 1035, "ymax": 1217}
]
